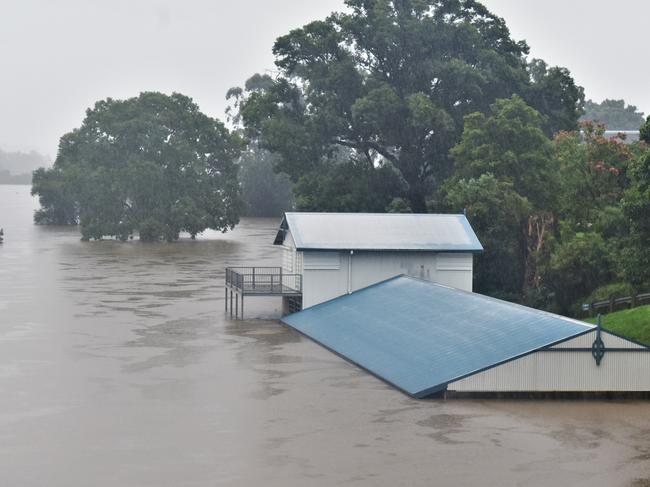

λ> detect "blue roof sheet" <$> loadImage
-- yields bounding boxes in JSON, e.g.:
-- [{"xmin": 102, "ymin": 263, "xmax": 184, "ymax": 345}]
[{"xmin": 282, "ymin": 276, "xmax": 594, "ymax": 398}]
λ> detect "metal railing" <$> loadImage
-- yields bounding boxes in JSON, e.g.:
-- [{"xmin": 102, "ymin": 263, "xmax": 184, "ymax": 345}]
[
  {"xmin": 225, "ymin": 267, "xmax": 302, "ymax": 295},
  {"xmin": 582, "ymin": 292, "xmax": 650, "ymax": 316}
]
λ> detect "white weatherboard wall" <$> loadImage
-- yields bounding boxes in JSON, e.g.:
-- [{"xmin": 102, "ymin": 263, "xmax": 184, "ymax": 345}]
[
  {"xmin": 300, "ymin": 247, "xmax": 473, "ymax": 308},
  {"xmin": 448, "ymin": 330, "xmax": 650, "ymax": 392},
  {"xmin": 281, "ymin": 231, "xmax": 303, "ymax": 275}
]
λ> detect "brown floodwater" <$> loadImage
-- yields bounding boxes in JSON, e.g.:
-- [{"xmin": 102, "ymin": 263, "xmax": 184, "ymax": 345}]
[{"xmin": 1, "ymin": 184, "xmax": 649, "ymax": 486}]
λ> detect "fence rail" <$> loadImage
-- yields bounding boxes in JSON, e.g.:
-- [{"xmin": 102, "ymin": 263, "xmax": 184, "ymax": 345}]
[
  {"xmin": 225, "ymin": 267, "xmax": 302, "ymax": 295},
  {"xmin": 583, "ymin": 292, "xmax": 650, "ymax": 316}
]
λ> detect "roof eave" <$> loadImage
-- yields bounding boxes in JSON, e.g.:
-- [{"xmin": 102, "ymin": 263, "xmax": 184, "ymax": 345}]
[{"xmin": 295, "ymin": 246, "xmax": 484, "ymax": 253}]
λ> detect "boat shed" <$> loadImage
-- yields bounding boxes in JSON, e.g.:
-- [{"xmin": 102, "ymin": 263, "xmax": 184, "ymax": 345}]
[
  {"xmin": 282, "ymin": 276, "xmax": 650, "ymax": 397},
  {"xmin": 274, "ymin": 212, "xmax": 483, "ymax": 309}
]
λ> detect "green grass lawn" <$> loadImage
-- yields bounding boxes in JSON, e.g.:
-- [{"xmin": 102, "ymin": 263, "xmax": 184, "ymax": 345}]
[{"xmin": 585, "ymin": 304, "xmax": 650, "ymax": 345}]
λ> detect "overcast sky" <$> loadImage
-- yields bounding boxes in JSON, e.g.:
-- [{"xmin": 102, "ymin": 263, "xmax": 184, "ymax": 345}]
[{"xmin": 1, "ymin": 0, "xmax": 648, "ymax": 157}]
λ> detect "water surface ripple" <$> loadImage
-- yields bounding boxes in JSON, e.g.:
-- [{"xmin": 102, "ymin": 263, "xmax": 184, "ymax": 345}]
[{"xmin": 1, "ymin": 185, "xmax": 649, "ymax": 486}]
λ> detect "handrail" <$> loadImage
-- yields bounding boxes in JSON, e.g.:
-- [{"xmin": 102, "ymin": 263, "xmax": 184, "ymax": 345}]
[
  {"xmin": 226, "ymin": 266, "xmax": 302, "ymax": 294},
  {"xmin": 583, "ymin": 291, "xmax": 650, "ymax": 316}
]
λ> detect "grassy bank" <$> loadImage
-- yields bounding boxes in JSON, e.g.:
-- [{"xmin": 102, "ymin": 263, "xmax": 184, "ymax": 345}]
[{"xmin": 585, "ymin": 305, "xmax": 650, "ymax": 345}]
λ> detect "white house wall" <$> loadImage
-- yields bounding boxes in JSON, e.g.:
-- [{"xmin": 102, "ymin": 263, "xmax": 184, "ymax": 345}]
[
  {"xmin": 435, "ymin": 254, "xmax": 473, "ymax": 291},
  {"xmin": 282, "ymin": 231, "xmax": 296, "ymax": 274},
  {"xmin": 301, "ymin": 250, "xmax": 474, "ymax": 308},
  {"xmin": 449, "ymin": 330, "xmax": 650, "ymax": 392},
  {"xmin": 301, "ymin": 252, "xmax": 347, "ymax": 308}
]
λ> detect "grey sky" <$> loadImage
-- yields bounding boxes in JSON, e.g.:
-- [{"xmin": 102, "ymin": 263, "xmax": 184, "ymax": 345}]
[{"xmin": 1, "ymin": 0, "xmax": 648, "ymax": 157}]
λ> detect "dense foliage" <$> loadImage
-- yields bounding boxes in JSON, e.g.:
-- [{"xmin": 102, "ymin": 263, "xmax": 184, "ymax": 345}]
[
  {"xmin": 446, "ymin": 113, "xmax": 648, "ymax": 314},
  {"xmin": 224, "ymin": 0, "xmax": 650, "ymax": 315},
  {"xmin": 238, "ymin": 146, "xmax": 294, "ymax": 217},
  {"xmin": 32, "ymin": 92, "xmax": 242, "ymax": 241},
  {"xmin": 641, "ymin": 116, "xmax": 650, "ymax": 144},
  {"xmin": 30, "ymin": 0, "xmax": 649, "ymax": 316},
  {"xmin": 440, "ymin": 95, "xmax": 553, "ymax": 300},
  {"xmin": 581, "ymin": 99, "xmax": 646, "ymax": 130},
  {"xmin": 233, "ymin": 0, "xmax": 583, "ymax": 213}
]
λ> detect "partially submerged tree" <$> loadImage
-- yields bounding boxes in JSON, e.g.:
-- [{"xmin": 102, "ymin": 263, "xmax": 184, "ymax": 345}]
[
  {"xmin": 234, "ymin": 0, "xmax": 582, "ymax": 212},
  {"xmin": 32, "ymin": 92, "xmax": 243, "ymax": 241}
]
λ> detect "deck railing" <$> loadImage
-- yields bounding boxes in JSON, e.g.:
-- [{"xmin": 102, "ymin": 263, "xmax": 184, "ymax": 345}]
[{"xmin": 225, "ymin": 267, "xmax": 302, "ymax": 295}]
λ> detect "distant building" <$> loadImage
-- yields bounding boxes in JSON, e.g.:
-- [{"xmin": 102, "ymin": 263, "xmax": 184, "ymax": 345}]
[
  {"xmin": 580, "ymin": 130, "xmax": 640, "ymax": 144},
  {"xmin": 604, "ymin": 130, "xmax": 640, "ymax": 143}
]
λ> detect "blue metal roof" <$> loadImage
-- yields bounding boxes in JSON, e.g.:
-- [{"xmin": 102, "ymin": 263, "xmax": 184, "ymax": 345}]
[
  {"xmin": 274, "ymin": 213, "xmax": 483, "ymax": 252},
  {"xmin": 282, "ymin": 276, "xmax": 594, "ymax": 398}
]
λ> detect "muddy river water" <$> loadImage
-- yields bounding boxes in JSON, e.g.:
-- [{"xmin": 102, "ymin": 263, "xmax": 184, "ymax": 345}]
[{"xmin": 1, "ymin": 184, "xmax": 649, "ymax": 486}]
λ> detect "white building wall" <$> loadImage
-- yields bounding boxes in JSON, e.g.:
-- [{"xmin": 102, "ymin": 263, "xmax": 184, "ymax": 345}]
[
  {"xmin": 449, "ymin": 330, "xmax": 650, "ymax": 392},
  {"xmin": 282, "ymin": 231, "xmax": 296, "ymax": 273},
  {"xmin": 300, "ymin": 249, "xmax": 474, "ymax": 308},
  {"xmin": 281, "ymin": 232, "xmax": 303, "ymax": 275},
  {"xmin": 302, "ymin": 252, "xmax": 349, "ymax": 309},
  {"xmin": 434, "ymin": 254, "xmax": 473, "ymax": 291}
]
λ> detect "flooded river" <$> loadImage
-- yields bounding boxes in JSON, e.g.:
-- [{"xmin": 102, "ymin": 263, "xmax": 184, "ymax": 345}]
[{"xmin": 1, "ymin": 184, "xmax": 649, "ymax": 486}]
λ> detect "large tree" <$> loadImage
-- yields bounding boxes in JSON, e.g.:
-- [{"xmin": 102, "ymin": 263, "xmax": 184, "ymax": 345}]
[
  {"xmin": 238, "ymin": 146, "xmax": 294, "ymax": 217},
  {"xmin": 32, "ymin": 92, "xmax": 243, "ymax": 241},
  {"xmin": 441, "ymin": 173, "xmax": 531, "ymax": 300},
  {"xmin": 622, "ymin": 148, "xmax": 650, "ymax": 289},
  {"xmin": 442, "ymin": 96, "xmax": 556, "ymax": 299},
  {"xmin": 234, "ymin": 0, "xmax": 583, "ymax": 212}
]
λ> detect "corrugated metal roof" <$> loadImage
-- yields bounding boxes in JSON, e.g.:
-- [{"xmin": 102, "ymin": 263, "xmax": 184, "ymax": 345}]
[
  {"xmin": 274, "ymin": 212, "xmax": 483, "ymax": 252},
  {"xmin": 282, "ymin": 276, "xmax": 594, "ymax": 398}
]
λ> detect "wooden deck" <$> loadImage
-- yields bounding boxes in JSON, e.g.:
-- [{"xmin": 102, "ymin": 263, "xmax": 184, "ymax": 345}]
[{"xmin": 225, "ymin": 267, "xmax": 302, "ymax": 319}]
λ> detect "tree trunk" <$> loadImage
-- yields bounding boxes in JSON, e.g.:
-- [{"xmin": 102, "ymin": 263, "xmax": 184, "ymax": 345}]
[
  {"xmin": 407, "ymin": 185, "xmax": 427, "ymax": 213},
  {"xmin": 523, "ymin": 212, "xmax": 555, "ymax": 295}
]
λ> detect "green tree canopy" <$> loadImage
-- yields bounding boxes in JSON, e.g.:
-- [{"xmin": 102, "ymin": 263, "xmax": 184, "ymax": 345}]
[
  {"xmin": 622, "ymin": 149, "xmax": 650, "ymax": 289},
  {"xmin": 450, "ymin": 95, "xmax": 557, "ymax": 209},
  {"xmin": 441, "ymin": 174, "xmax": 531, "ymax": 300},
  {"xmin": 293, "ymin": 151, "xmax": 404, "ymax": 212},
  {"xmin": 441, "ymin": 96, "xmax": 556, "ymax": 300},
  {"xmin": 32, "ymin": 92, "xmax": 242, "ymax": 241},
  {"xmin": 542, "ymin": 231, "xmax": 613, "ymax": 313},
  {"xmin": 238, "ymin": 146, "xmax": 294, "ymax": 217},
  {"xmin": 641, "ymin": 116, "xmax": 650, "ymax": 144},
  {"xmin": 234, "ymin": 0, "xmax": 583, "ymax": 212},
  {"xmin": 554, "ymin": 122, "xmax": 634, "ymax": 232},
  {"xmin": 581, "ymin": 99, "xmax": 646, "ymax": 130}
]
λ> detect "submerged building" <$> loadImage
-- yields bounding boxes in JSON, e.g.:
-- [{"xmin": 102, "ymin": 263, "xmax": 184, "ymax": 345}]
[
  {"xmin": 226, "ymin": 212, "xmax": 650, "ymax": 397},
  {"xmin": 283, "ymin": 276, "xmax": 650, "ymax": 397},
  {"xmin": 273, "ymin": 212, "xmax": 483, "ymax": 308},
  {"xmin": 225, "ymin": 212, "xmax": 482, "ymax": 315}
]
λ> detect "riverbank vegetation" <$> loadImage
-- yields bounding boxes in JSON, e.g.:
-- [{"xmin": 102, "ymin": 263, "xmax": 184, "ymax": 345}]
[{"xmin": 228, "ymin": 0, "xmax": 650, "ymax": 317}]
